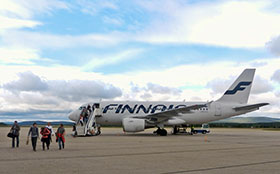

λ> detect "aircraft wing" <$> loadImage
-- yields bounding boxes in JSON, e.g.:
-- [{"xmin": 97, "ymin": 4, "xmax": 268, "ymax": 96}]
[
  {"xmin": 134, "ymin": 104, "xmax": 207, "ymax": 123},
  {"xmin": 233, "ymin": 103, "xmax": 269, "ymax": 111}
]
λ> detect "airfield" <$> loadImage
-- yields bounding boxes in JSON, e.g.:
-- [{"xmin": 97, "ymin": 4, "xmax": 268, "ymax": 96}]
[{"xmin": 0, "ymin": 127, "xmax": 280, "ymax": 174}]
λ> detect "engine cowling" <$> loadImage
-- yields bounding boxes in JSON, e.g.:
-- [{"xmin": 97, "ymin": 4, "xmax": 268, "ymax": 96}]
[{"xmin": 122, "ymin": 118, "xmax": 145, "ymax": 132}]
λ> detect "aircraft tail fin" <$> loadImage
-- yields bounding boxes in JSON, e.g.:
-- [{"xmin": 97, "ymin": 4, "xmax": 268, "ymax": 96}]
[{"xmin": 217, "ymin": 69, "xmax": 255, "ymax": 104}]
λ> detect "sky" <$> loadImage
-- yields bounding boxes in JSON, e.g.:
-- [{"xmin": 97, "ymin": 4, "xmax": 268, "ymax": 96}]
[{"xmin": 0, "ymin": 0, "xmax": 280, "ymax": 122}]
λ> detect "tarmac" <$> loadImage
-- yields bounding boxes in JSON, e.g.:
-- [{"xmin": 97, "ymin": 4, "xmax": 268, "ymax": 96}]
[{"xmin": 0, "ymin": 127, "xmax": 280, "ymax": 174}]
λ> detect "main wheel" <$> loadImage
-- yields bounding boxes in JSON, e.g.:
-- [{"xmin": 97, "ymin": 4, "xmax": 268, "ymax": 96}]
[
  {"xmin": 155, "ymin": 128, "xmax": 167, "ymax": 136},
  {"xmin": 160, "ymin": 129, "xmax": 167, "ymax": 136}
]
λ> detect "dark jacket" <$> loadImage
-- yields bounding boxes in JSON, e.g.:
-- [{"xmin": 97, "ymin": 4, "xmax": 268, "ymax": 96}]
[
  {"xmin": 28, "ymin": 126, "xmax": 39, "ymax": 137},
  {"xmin": 11, "ymin": 123, "xmax": 20, "ymax": 136}
]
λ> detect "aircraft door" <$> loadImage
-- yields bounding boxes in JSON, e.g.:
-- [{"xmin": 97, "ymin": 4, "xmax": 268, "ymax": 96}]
[
  {"xmin": 215, "ymin": 103, "xmax": 221, "ymax": 116},
  {"xmin": 93, "ymin": 103, "xmax": 102, "ymax": 117}
]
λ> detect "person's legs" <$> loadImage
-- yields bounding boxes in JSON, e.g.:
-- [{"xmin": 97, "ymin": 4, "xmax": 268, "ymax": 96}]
[
  {"xmin": 83, "ymin": 116, "xmax": 86, "ymax": 123},
  {"xmin": 12, "ymin": 137, "xmax": 15, "ymax": 148},
  {"xmin": 58, "ymin": 137, "xmax": 62, "ymax": 150},
  {"xmin": 49, "ymin": 135, "xmax": 52, "ymax": 143},
  {"xmin": 32, "ymin": 137, "xmax": 37, "ymax": 151},
  {"xmin": 16, "ymin": 136, "xmax": 19, "ymax": 147},
  {"xmin": 46, "ymin": 138, "xmax": 50, "ymax": 150},
  {"xmin": 42, "ymin": 139, "xmax": 45, "ymax": 150},
  {"xmin": 62, "ymin": 139, "xmax": 64, "ymax": 149},
  {"xmin": 31, "ymin": 137, "xmax": 36, "ymax": 151},
  {"xmin": 34, "ymin": 137, "xmax": 37, "ymax": 151}
]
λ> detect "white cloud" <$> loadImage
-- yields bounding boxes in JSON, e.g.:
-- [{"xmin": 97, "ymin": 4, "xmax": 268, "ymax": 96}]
[
  {"xmin": 207, "ymin": 78, "xmax": 233, "ymax": 94},
  {"xmin": 109, "ymin": 58, "xmax": 280, "ymax": 103},
  {"xmin": 0, "ymin": 16, "xmax": 40, "ymax": 31},
  {"xmin": 0, "ymin": 47, "xmax": 41, "ymax": 64},
  {"xmin": 129, "ymin": 82, "xmax": 182, "ymax": 101},
  {"xmin": 0, "ymin": 70, "xmax": 123, "ymax": 121},
  {"xmin": 47, "ymin": 79, "xmax": 122, "ymax": 101},
  {"xmin": 136, "ymin": 0, "xmax": 280, "ymax": 48},
  {"xmin": 271, "ymin": 69, "xmax": 280, "ymax": 83},
  {"xmin": 1, "ymin": 71, "xmax": 122, "ymax": 102},
  {"xmin": 83, "ymin": 48, "xmax": 143, "ymax": 70},
  {"xmin": 77, "ymin": 0, "xmax": 118, "ymax": 16},
  {"xmin": 251, "ymin": 76, "xmax": 274, "ymax": 94},
  {"xmin": 266, "ymin": 35, "xmax": 280, "ymax": 56},
  {"xmin": 1, "ymin": 30, "xmax": 123, "ymax": 49},
  {"xmin": 103, "ymin": 16, "xmax": 123, "ymax": 26},
  {"xmin": 0, "ymin": 0, "xmax": 32, "ymax": 19},
  {"xmin": 2, "ymin": 71, "xmax": 48, "ymax": 92},
  {"xmin": 0, "ymin": 57, "xmax": 279, "ymax": 119},
  {"xmin": 146, "ymin": 83, "xmax": 181, "ymax": 95},
  {"xmin": 1, "ymin": 91, "xmax": 58, "ymax": 106},
  {"xmin": 0, "ymin": 0, "xmax": 69, "ymax": 19},
  {"xmin": 5, "ymin": 1, "xmax": 280, "ymax": 50},
  {"xmin": 0, "ymin": 0, "xmax": 69, "ymax": 31}
]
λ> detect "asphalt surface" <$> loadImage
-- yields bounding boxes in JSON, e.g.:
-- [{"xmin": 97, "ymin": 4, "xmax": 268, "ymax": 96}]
[{"xmin": 0, "ymin": 127, "xmax": 280, "ymax": 174}]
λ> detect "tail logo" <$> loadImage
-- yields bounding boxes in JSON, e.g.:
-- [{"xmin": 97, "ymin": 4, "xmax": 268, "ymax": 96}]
[{"xmin": 224, "ymin": 81, "xmax": 252, "ymax": 95}]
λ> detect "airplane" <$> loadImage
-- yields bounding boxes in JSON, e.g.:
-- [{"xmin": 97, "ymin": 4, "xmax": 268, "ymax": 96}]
[{"xmin": 68, "ymin": 69, "xmax": 269, "ymax": 136}]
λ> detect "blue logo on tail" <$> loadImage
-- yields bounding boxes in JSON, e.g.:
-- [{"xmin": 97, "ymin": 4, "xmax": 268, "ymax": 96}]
[{"xmin": 224, "ymin": 81, "xmax": 252, "ymax": 95}]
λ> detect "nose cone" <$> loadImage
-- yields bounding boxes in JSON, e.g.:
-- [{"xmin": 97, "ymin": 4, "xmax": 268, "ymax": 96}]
[{"xmin": 68, "ymin": 110, "xmax": 78, "ymax": 121}]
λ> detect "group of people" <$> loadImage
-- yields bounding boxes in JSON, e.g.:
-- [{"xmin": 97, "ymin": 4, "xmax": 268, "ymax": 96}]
[
  {"xmin": 79, "ymin": 105, "xmax": 93, "ymax": 126},
  {"xmin": 9, "ymin": 121, "xmax": 66, "ymax": 151}
]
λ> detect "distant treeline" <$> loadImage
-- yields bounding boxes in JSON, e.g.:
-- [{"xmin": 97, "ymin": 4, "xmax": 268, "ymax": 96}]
[{"xmin": 207, "ymin": 122, "xmax": 280, "ymax": 128}]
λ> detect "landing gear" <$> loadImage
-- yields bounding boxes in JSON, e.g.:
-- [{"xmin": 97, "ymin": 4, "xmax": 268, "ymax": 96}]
[
  {"xmin": 95, "ymin": 126, "xmax": 101, "ymax": 136},
  {"xmin": 154, "ymin": 128, "xmax": 167, "ymax": 136},
  {"xmin": 172, "ymin": 126, "xmax": 179, "ymax": 135}
]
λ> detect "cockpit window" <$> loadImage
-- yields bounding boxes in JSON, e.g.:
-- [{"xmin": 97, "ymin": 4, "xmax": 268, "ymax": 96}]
[{"xmin": 79, "ymin": 106, "xmax": 86, "ymax": 110}]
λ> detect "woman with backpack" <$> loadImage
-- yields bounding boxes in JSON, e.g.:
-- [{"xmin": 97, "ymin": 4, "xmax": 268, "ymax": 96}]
[{"xmin": 40, "ymin": 127, "xmax": 50, "ymax": 150}]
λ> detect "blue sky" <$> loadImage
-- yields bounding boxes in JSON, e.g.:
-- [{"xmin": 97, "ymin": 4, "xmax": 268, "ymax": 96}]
[{"xmin": 0, "ymin": 0, "xmax": 280, "ymax": 122}]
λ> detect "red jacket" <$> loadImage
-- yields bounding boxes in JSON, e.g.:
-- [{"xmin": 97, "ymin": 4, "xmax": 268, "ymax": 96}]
[
  {"xmin": 56, "ymin": 133, "xmax": 65, "ymax": 143},
  {"xmin": 40, "ymin": 128, "xmax": 50, "ymax": 139}
]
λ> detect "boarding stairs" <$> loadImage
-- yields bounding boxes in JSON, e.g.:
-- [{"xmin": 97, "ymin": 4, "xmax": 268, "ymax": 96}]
[{"xmin": 75, "ymin": 105, "xmax": 101, "ymax": 136}]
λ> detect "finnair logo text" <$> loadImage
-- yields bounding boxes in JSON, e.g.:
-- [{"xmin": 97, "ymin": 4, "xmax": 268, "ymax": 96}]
[
  {"xmin": 103, "ymin": 104, "xmax": 187, "ymax": 114},
  {"xmin": 224, "ymin": 81, "xmax": 252, "ymax": 95}
]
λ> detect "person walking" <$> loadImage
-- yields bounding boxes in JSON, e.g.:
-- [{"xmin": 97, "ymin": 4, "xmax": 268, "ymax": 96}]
[
  {"xmin": 56, "ymin": 124, "xmax": 65, "ymax": 150},
  {"xmin": 46, "ymin": 122, "xmax": 54, "ymax": 143},
  {"xmin": 79, "ymin": 107, "xmax": 87, "ymax": 126},
  {"xmin": 28, "ymin": 122, "xmax": 39, "ymax": 151},
  {"xmin": 40, "ymin": 127, "xmax": 50, "ymax": 150},
  {"xmin": 10, "ymin": 121, "xmax": 20, "ymax": 148}
]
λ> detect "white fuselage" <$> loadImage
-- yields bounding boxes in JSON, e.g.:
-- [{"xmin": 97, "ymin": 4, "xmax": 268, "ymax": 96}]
[{"xmin": 69, "ymin": 101, "xmax": 252, "ymax": 126}]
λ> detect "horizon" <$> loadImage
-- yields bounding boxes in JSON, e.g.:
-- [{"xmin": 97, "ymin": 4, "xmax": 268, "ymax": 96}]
[{"xmin": 2, "ymin": 115, "xmax": 280, "ymax": 124}]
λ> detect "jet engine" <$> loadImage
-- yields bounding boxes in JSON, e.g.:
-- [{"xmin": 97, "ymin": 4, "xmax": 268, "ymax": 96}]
[{"xmin": 122, "ymin": 118, "xmax": 145, "ymax": 132}]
